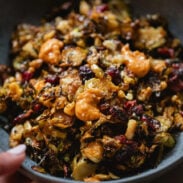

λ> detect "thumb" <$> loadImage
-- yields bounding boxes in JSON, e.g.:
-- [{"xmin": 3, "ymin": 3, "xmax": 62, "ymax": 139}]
[{"xmin": 0, "ymin": 144, "xmax": 26, "ymax": 176}]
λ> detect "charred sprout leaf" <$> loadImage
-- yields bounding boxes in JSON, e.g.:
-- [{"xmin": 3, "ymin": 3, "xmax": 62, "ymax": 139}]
[
  {"xmin": 2, "ymin": 0, "xmax": 183, "ymax": 181},
  {"xmin": 154, "ymin": 132, "xmax": 175, "ymax": 148},
  {"xmin": 108, "ymin": 0, "xmax": 131, "ymax": 21},
  {"xmin": 72, "ymin": 156, "xmax": 97, "ymax": 181}
]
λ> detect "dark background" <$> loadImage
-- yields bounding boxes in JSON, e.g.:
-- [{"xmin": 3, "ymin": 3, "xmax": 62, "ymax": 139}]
[{"xmin": 0, "ymin": 0, "xmax": 183, "ymax": 64}]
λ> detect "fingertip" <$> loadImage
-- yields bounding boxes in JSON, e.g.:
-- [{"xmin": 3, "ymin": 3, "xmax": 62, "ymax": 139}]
[{"xmin": 0, "ymin": 145, "xmax": 26, "ymax": 176}]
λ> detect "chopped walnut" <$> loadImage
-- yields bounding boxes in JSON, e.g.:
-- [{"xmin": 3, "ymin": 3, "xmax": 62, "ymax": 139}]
[
  {"xmin": 122, "ymin": 45, "xmax": 150, "ymax": 78},
  {"xmin": 82, "ymin": 141, "xmax": 103, "ymax": 163},
  {"xmin": 75, "ymin": 88, "xmax": 102, "ymax": 121},
  {"xmin": 39, "ymin": 38, "xmax": 64, "ymax": 65},
  {"xmin": 138, "ymin": 87, "xmax": 152, "ymax": 101}
]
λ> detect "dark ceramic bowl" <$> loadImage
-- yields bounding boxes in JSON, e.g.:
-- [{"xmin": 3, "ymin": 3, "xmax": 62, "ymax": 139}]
[{"xmin": 0, "ymin": 0, "xmax": 183, "ymax": 183}]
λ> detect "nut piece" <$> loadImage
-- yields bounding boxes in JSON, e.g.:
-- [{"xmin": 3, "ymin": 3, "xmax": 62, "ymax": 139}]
[
  {"xmin": 39, "ymin": 38, "xmax": 64, "ymax": 65},
  {"xmin": 122, "ymin": 45, "xmax": 150, "ymax": 78},
  {"xmin": 61, "ymin": 47, "xmax": 87, "ymax": 66},
  {"xmin": 125, "ymin": 119, "xmax": 137, "ymax": 140},
  {"xmin": 82, "ymin": 141, "xmax": 103, "ymax": 163},
  {"xmin": 138, "ymin": 87, "xmax": 152, "ymax": 101},
  {"xmin": 75, "ymin": 88, "xmax": 102, "ymax": 122}
]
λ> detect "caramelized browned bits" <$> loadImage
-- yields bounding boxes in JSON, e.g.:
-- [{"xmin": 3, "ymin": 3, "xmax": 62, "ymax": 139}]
[
  {"xmin": 135, "ymin": 27, "xmax": 167, "ymax": 50},
  {"xmin": 61, "ymin": 47, "xmax": 87, "ymax": 66},
  {"xmin": 0, "ymin": 0, "xmax": 182, "ymax": 181}
]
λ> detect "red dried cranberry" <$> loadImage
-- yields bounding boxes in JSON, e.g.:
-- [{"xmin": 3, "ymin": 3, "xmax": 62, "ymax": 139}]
[
  {"xmin": 110, "ymin": 106, "xmax": 128, "ymax": 122},
  {"xmin": 180, "ymin": 111, "xmax": 183, "ymax": 117},
  {"xmin": 22, "ymin": 71, "xmax": 33, "ymax": 82},
  {"xmin": 124, "ymin": 100, "xmax": 137, "ymax": 110},
  {"xmin": 115, "ymin": 135, "xmax": 127, "ymax": 144},
  {"xmin": 13, "ymin": 109, "xmax": 33, "ymax": 125},
  {"xmin": 99, "ymin": 103, "xmax": 110, "ymax": 115},
  {"xmin": 96, "ymin": 4, "xmax": 109, "ymax": 13},
  {"xmin": 131, "ymin": 104, "xmax": 144, "ymax": 115},
  {"xmin": 141, "ymin": 114, "xmax": 160, "ymax": 131},
  {"xmin": 63, "ymin": 164, "xmax": 69, "ymax": 177},
  {"xmin": 32, "ymin": 103, "xmax": 42, "ymax": 113},
  {"xmin": 45, "ymin": 75, "xmax": 59, "ymax": 85},
  {"xmin": 79, "ymin": 65, "xmax": 95, "ymax": 83},
  {"xmin": 168, "ymin": 63, "xmax": 183, "ymax": 92},
  {"xmin": 157, "ymin": 47, "xmax": 175, "ymax": 58},
  {"xmin": 106, "ymin": 66, "xmax": 122, "ymax": 85}
]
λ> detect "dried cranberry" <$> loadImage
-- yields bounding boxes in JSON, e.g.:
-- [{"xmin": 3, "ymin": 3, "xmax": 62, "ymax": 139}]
[
  {"xmin": 124, "ymin": 100, "xmax": 136, "ymax": 110},
  {"xmin": 157, "ymin": 47, "xmax": 174, "ymax": 58},
  {"xmin": 45, "ymin": 75, "xmax": 59, "ymax": 85},
  {"xmin": 115, "ymin": 135, "xmax": 127, "ymax": 144},
  {"xmin": 141, "ymin": 114, "xmax": 160, "ymax": 132},
  {"xmin": 106, "ymin": 66, "xmax": 122, "ymax": 85},
  {"xmin": 180, "ymin": 111, "xmax": 183, "ymax": 117},
  {"xmin": 123, "ymin": 100, "xmax": 144, "ymax": 116},
  {"xmin": 22, "ymin": 71, "xmax": 33, "ymax": 82},
  {"xmin": 110, "ymin": 106, "xmax": 128, "ymax": 122},
  {"xmin": 79, "ymin": 65, "xmax": 95, "ymax": 83},
  {"xmin": 168, "ymin": 63, "xmax": 183, "ymax": 92},
  {"xmin": 63, "ymin": 164, "xmax": 69, "ymax": 177},
  {"xmin": 96, "ymin": 4, "xmax": 109, "ymax": 13},
  {"xmin": 131, "ymin": 104, "xmax": 144, "ymax": 115},
  {"xmin": 13, "ymin": 109, "xmax": 33, "ymax": 125},
  {"xmin": 99, "ymin": 103, "xmax": 110, "ymax": 115},
  {"xmin": 32, "ymin": 103, "xmax": 42, "ymax": 113}
]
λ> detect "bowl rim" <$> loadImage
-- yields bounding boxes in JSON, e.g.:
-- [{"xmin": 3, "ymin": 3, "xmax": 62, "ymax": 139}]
[
  {"xmin": 0, "ymin": 0, "xmax": 183, "ymax": 182},
  {"xmin": 0, "ymin": 117, "xmax": 183, "ymax": 183},
  {"xmin": 15, "ymin": 131, "xmax": 183, "ymax": 183}
]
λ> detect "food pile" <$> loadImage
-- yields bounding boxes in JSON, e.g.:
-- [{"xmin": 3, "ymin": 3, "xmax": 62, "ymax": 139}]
[{"xmin": 0, "ymin": 0, "xmax": 183, "ymax": 182}]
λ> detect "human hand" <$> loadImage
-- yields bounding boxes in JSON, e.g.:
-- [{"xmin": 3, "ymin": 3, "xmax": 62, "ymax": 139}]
[{"xmin": 0, "ymin": 144, "xmax": 34, "ymax": 183}]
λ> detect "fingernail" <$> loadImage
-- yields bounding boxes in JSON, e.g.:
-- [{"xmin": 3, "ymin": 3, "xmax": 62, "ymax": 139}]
[{"xmin": 7, "ymin": 144, "xmax": 26, "ymax": 155}]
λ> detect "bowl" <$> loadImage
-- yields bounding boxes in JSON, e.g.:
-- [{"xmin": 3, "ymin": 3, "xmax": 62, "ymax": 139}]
[
  {"xmin": 0, "ymin": 0, "xmax": 183, "ymax": 183},
  {"xmin": 0, "ymin": 128, "xmax": 183, "ymax": 183}
]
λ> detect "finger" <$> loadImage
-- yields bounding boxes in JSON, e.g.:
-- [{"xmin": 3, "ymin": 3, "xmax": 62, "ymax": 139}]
[{"xmin": 0, "ymin": 144, "xmax": 26, "ymax": 176}]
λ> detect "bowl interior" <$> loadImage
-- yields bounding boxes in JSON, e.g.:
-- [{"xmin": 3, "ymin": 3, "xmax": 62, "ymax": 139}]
[{"xmin": 0, "ymin": 0, "xmax": 183, "ymax": 183}]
